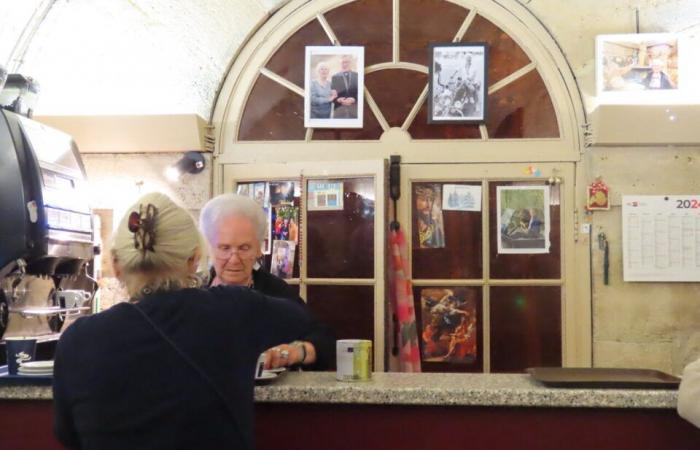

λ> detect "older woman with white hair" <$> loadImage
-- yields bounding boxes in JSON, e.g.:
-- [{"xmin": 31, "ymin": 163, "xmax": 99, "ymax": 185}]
[
  {"xmin": 53, "ymin": 192, "xmax": 311, "ymax": 450},
  {"xmin": 309, "ymin": 60, "xmax": 337, "ymax": 119},
  {"xmin": 199, "ymin": 193, "xmax": 335, "ymax": 371}
]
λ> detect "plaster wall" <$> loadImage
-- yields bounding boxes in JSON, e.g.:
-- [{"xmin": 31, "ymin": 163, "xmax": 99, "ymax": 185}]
[{"xmin": 585, "ymin": 146, "xmax": 700, "ymax": 373}]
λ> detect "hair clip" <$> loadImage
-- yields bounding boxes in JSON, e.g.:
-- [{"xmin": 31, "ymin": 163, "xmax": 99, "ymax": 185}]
[
  {"xmin": 128, "ymin": 211, "xmax": 141, "ymax": 233},
  {"xmin": 130, "ymin": 203, "xmax": 158, "ymax": 254}
]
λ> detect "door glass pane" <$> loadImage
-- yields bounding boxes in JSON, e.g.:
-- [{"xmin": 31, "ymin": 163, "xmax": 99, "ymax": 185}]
[
  {"xmin": 413, "ymin": 286, "xmax": 482, "ymax": 372},
  {"xmin": 307, "ymin": 285, "xmax": 374, "ymax": 370},
  {"xmin": 489, "ymin": 181, "xmax": 561, "ymax": 279},
  {"xmin": 324, "ymin": 0, "xmax": 392, "ymax": 67},
  {"xmin": 307, "ymin": 284, "xmax": 374, "ymax": 341},
  {"xmin": 412, "ymin": 182, "xmax": 482, "ymax": 279},
  {"xmin": 490, "ymin": 286, "xmax": 561, "ymax": 373},
  {"xmin": 307, "ymin": 177, "xmax": 375, "ymax": 278}
]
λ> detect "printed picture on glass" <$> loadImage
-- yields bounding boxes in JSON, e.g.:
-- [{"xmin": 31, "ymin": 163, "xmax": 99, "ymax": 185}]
[
  {"xmin": 253, "ymin": 182, "xmax": 266, "ymax": 206},
  {"xmin": 413, "ymin": 183, "xmax": 445, "ymax": 249},
  {"xmin": 262, "ymin": 206, "xmax": 272, "ymax": 255},
  {"xmin": 442, "ymin": 184, "xmax": 482, "ymax": 212},
  {"xmin": 307, "ymin": 180, "xmax": 344, "ymax": 211},
  {"xmin": 419, "ymin": 288, "xmax": 477, "ymax": 364},
  {"xmin": 428, "ymin": 42, "xmax": 487, "ymax": 123},
  {"xmin": 272, "ymin": 205, "xmax": 299, "ymax": 244},
  {"xmin": 596, "ymin": 33, "xmax": 679, "ymax": 100},
  {"xmin": 236, "ymin": 183, "xmax": 251, "ymax": 197},
  {"xmin": 304, "ymin": 46, "xmax": 364, "ymax": 129},
  {"xmin": 269, "ymin": 181, "xmax": 295, "ymax": 206},
  {"xmin": 270, "ymin": 240, "xmax": 296, "ymax": 280},
  {"xmin": 497, "ymin": 185, "xmax": 550, "ymax": 254}
]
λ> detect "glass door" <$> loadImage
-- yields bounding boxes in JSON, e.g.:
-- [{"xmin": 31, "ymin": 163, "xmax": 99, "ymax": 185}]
[
  {"xmin": 222, "ymin": 161, "xmax": 386, "ymax": 370},
  {"xmin": 399, "ymin": 163, "xmax": 581, "ymax": 372}
]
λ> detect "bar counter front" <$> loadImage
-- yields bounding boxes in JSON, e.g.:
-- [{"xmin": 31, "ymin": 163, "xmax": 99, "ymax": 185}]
[{"xmin": 2, "ymin": 372, "xmax": 700, "ymax": 450}]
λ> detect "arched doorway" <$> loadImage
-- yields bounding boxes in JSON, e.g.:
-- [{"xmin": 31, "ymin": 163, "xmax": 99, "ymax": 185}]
[{"xmin": 211, "ymin": 0, "xmax": 589, "ymax": 371}]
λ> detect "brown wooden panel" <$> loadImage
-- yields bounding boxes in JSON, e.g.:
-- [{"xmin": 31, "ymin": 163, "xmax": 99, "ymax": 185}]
[
  {"xmin": 412, "ymin": 182, "xmax": 482, "ymax": 279},
  {"xmin": 486, "ymin": 69, "xmax": 559, "ymax": 138},
  {"xmin": 311, "ymin": 101, "xmax": 384, "ymax": 140},
  {"xmin": 265, "ymin": 19, "xmax": 332, "ymax": 89},
  {"xmin": 400, "ymin": 0, "xmax": 470, "ymax": 66},
  {"xmin": 462, "ymin": 14, "xmax": 531, "ymax": 86},
  {"xmin": 307, "ymin": 177, "xmax": 374, "ymax": 278},
  {"xmin": 257, "ymin": 404, "xmax": 700, "ymax": 450},
  {"xmin": 365, "ymin": 69, "xmax": 427, "ymax": 128},
  {"xmin": 488, "ymin": 181, "xmax": 561, "ymax": 279},
  {"xmin": 324, "ymin": 0, "xmax": 392, "ymax": 67},
  {"xmin": 239, "ymin": 75, "xmax": 305, "ymax": 141},
  {"xmin": 408, "ymin": 101, "xmax": 482, "ymax": 139},
  {"xmin": 306, "ymin": 285, "xmax": 374, "ymax": 342},
  {"xmin": 413, "ymin": 286, "xmax": 483, "ymax": 373},
  {"xmin": 490, "ymin": 286, "xmax": 561, "ymax": 373}
]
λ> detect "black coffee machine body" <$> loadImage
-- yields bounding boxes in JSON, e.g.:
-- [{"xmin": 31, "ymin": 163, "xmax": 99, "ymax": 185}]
[{"xmin": 0, "ymin": 109, "xmax": 96, "ymax": 348}]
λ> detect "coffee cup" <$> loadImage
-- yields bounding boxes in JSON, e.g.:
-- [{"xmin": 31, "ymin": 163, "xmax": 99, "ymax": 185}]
[{"xmin": 5, "ymin": 337, "xmax": 37, "ymax": 375}]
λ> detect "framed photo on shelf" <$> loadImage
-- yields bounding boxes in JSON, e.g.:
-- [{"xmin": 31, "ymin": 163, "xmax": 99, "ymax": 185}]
[
  {"xmin": 428, "ymin": 42, "xmax": 487, "ymax": 124},
  {"xmin": 596, "ymin": 33, "xmax": 680, "ymax": 102},
  {"xmin": 304, "ymin": 46, "xmax": 364, "ymax": 129}
]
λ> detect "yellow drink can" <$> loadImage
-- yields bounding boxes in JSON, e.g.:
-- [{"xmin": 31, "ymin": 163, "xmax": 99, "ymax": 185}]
[{"xmin": 336, "ymin": 339, "xmax": 372, "ymax": 381}]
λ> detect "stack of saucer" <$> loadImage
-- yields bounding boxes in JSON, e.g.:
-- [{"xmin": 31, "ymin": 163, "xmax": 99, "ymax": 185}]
[{"xmin": 18, "ymin": 360, "xmax": 54, "ymax": 377}]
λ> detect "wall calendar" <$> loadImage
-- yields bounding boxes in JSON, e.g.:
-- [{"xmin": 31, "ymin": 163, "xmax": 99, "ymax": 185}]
[{"xmin": 623, "ymin": 195, "xmax": 700, "ymax": 282}]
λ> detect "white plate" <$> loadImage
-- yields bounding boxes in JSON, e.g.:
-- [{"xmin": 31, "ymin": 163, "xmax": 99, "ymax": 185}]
[
  {"xmin": 20, "ymin": 361, "xmax": 54, "ymax": 369},
  {"xmin": 18, "ymin": 366, "xmax": 53, "ymax": 373},
  {"xmin": 16, "ymin": 371, "xmax": 52, "ymax": 377},
  {"xmin": 255, "ymin": 371, "xmax": 278, "ymax": 381},
  {"xmin": 17, "ymin": 367, "xmax": 53, "ymax": 374},
  {"xmin": 17, "ymin": 369, "xmax": 53, "ymax": 375}
]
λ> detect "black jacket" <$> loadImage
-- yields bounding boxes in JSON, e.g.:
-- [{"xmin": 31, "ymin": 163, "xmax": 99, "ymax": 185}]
[
  {"xmin": 53, "ymin": 286, "xmax": 311, "ymax": 450},
  {"xmin": 211, "ymin": 267, "xmax": 336, "ymax": 371}
]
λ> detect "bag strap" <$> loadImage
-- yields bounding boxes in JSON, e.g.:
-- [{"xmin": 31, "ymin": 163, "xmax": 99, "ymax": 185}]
[{"xmin": 128, "ymin": 302, "xmax": 241, "ymax": 428}]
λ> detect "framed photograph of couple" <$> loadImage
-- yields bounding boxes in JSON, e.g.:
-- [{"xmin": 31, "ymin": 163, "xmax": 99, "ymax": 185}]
[
  {"xmin": 304, "ymin": 46, "xmax": 364, "ymax": 129},
  {"xmin": 428, "ymin": 42, "xmax": 487, "ymax": 124}
]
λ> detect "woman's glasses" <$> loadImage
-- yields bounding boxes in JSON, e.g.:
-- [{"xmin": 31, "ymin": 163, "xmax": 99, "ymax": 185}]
[{"xmin": 214, "ymin": 244, "xmax": 256, "ymax": 260}]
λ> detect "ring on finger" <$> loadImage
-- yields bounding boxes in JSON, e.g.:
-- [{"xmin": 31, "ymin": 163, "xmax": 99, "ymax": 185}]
[{"xmin": 280, "ymin": 349, "xmax": 290, "ymax": 359}]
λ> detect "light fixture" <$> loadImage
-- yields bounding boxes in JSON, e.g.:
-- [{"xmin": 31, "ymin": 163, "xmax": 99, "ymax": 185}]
[{"xmin": 165, "ymin": 151, "xmax": 206, "ymax": 181}]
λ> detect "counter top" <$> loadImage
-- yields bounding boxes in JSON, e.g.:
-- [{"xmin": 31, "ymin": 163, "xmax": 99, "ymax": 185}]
[{"xmin": 2, "ymin": 372, "xmax": 678, "ymax": 409}]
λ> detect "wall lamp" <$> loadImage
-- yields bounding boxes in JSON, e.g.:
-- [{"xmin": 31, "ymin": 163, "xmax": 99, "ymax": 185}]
[{"xmin": 165, "ymin": 151, "xmax": 206, "ymax": 181}]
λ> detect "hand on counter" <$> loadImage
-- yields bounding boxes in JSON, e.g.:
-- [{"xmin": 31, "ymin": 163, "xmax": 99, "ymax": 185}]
[{"xmin": 265, "ymin": 341, "xmax": 316, "ymax": 369}]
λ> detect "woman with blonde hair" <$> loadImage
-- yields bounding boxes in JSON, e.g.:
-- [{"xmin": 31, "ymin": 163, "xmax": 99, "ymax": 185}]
[{"xmin": 53, "ymin": 192, "xmax": 311, "ymax": 450}]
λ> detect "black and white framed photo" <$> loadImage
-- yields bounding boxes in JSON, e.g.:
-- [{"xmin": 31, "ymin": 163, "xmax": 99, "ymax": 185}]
[
  {"xmin": 428, "ymin": 43, "xmax": 487, "ymax": 124},
  {"xmin": 304, "ymin": 46, "xmax": 364, "ymax": 129}
]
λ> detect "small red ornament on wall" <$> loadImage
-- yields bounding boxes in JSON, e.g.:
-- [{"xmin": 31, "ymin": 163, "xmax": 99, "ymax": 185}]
[{"xmin": 587, "ymin": 178, "xmax": 610, "ymax": 210}]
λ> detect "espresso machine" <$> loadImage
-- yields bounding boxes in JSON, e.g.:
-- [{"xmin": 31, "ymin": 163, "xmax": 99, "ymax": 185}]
[{"xmin": 0, "ymin": 106, "xmax": 96, "ymax": 354}]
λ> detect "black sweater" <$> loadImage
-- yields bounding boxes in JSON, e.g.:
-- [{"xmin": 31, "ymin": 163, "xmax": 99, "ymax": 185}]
[
  {"xmin": 53, "ymin": 285, "xmax": 311, "ymax": 450},
  {"xmin": 212, "ymin": 268, "xmax": 336, "ymax": 371}
]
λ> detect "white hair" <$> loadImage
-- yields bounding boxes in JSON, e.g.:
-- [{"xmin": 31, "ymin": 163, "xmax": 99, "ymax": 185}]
[
  {"xmin": 316, "ymin": 61, "xmax": 329, "ymax": 72},
  {"xmin": 199, "ymin": 193, "xmax": 267, "ymax": 245},
  {"xmin": 111, "ymin": 192, "xmax": 203, "ymax": 299}
]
